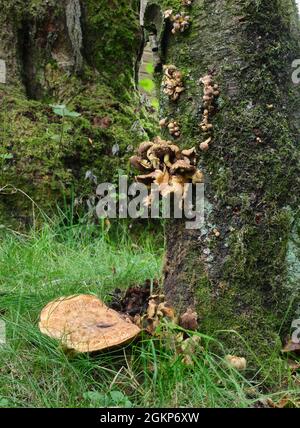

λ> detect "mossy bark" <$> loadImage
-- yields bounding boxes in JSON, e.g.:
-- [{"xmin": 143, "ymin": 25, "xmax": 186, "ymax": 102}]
[
  {"xmin": 0, "ymin": 0, "xmax": 157, "ymax": 227},
  {"xmin": 146, "ymin": 0, "xmax": 300, "ymax": 360}
]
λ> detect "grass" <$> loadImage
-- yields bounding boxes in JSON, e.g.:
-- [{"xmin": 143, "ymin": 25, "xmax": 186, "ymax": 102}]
[{"xmin": 0, "ymin": 220, "xmax": 299, "ymax": 408}]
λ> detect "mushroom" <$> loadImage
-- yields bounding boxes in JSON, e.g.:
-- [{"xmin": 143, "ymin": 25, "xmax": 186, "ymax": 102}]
[
  {"xmin": 192, "ymin": 170, "xmax": 204, "ymax": 184},
  {"xmin": 198, "ymin": 73, "xmax": 220, "ymax": 147},
  {"xmin": 131, "ymin": 137, "xmax": 205, "ymax": 208},
  {"xmin": 181, "ymin": 147, "xmax": 196, "ymax": 164},
  {"xmin": 164, "ymin": 11, "xmax": 190, "ymax": 34},
  {"xmin": 159, "ymin": 118, "xmax": 168, "ymax": 127},
  {"xmin": 137, "ymin": 141, "xmax": 154, "ymax": 158},
  {"xmin": 130, "ymin": 155, "xmax": 152, "ymax": 172},
  {"xmin": 170, "ymin": 159, "xmax": 196, "ymax": 175},
  {"xmin": 39, "ymin": 295, "xmax": 141, "ymax": 353},
  {"xmin": 179, "ymin": 307, "xmax": 198, "ymax": 330},
  {"xmin": 136, "ymin": 170, "xmax": 160, "ymax": 185},
  {"xmin": 199, "ymin": 136, "xmax": 212, "ymax": 151},
  {"xmin": 167, "ymin": 120, "xmax": 181, "ymax": 137},
  {"xmin": 148, "ymin": 139, "xmax": 180, "ymax": 165},
  {"xmin": 225, "ymin": 355, "xmax": 247, "ymax": 371},
  {"xmin": 163, "ymin": 9, "xmax": 173, "ymax": 19},
  {"xmin": 162, "ymin": 65, "xmax": 185, "ymax": 102}
]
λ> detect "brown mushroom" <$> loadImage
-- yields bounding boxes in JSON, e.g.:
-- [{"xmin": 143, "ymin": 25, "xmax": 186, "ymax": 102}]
[
  {"xmin": 160, "ymin": 175, "xmax": 186, "ymax": 198},
  {"xmin": 162, "ymin": 65, "xmax": 185, "ymax": 101},
  {"xmin": 192, "ymin": 170, "xmax": 204, "ymax": 184},
  {"xmin": 199, "ymin": 137, "xmax": 212, "ymax": 151},
  {"xmin": 136, "ymin": 170, "xmax": 160, "ymax": 185},
  {"xmin": 159, "ymin": 118, "xmax": 168, "ymax": 127},
  {"xmin": 130, "ymin": 155, "xmax": 152, "ymax": 172},
  {"xmin": 39, "ymin": 295, "xmax": 141, "ymax": 353},
  {"xmin": 225, "ymin": 355, "xmax": 247, "ymax": 371},
  {"xmin": 170, "ymin": 159, "xmax": 196, "ymax": 175},
  {"xmin": 137, "ymin": 141, "xmax": 153, "ymax": 158},
  {"xmin": 179, "ymin": 307, "xmax": 198, "ymax": 331},
  {"xmin": 181, "ymin": 147, "xmax": 196, "ymax": 164}
]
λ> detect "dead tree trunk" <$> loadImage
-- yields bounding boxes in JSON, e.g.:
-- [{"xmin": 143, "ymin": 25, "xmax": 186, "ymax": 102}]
[
  {"xmin": 0, "ymin": 0, "xmax": 156, "ymax": 226},
  {"xmin": 146, "ymin": 0, "xmax": 300, "ymax": 359}
]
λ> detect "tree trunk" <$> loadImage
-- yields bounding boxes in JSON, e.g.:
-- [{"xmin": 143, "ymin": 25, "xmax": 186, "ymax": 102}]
[
  {"xmin": 0, "ymin": 0, "xmax": 156, "ymax": 227},
  {"xmin": 146, "ymin": 0, "xmax": 300, "ymax": 359}
]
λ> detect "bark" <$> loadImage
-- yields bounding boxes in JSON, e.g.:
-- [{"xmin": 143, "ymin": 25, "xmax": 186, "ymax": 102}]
[
  {"xmin": 0, "ymin": 0, "xmax": 157, "ymax": 227},
  {"xmin": 146, "ymin": 0, "xmax": 300, "ymax": 360}
]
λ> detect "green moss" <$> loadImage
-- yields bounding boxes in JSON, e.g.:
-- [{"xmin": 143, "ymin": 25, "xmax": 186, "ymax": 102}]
[
  {"xmin": 84, "ymin": 0, "xmax": 141, "ymax": 94},
  {"xmin": 0, "ymin": 78, "xmax": 158, "ymax": 226},
  {"xmin": 0, "ymin": 0, "xmax": 159, "ymax": 225}
]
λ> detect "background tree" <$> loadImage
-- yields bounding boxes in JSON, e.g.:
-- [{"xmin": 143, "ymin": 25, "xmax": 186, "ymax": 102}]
[
  {"xmin": 144, "ymin": 0, "xmax": 300, "ymax": 360},
  {"xmin": 0, "ymin": 0, "xmax": 156, "ymax": 226}
]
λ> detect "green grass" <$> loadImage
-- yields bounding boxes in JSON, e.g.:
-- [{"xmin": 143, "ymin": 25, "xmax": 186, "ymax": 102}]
[{"xmin": 0, "ymin": 221, "xmax": 299, "ymax": 408}]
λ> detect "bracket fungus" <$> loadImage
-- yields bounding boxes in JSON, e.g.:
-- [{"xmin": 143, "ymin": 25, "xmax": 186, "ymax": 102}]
[
  {"xmin": 39, "ymin": 295, "xmax": 141, "ymax": 353},
  {"xmin": 130, "ymin": 137, "xmax": 204, "ymax": 207},
  {"xmin": 162, "ymin": 65, "xmax": 185, "ymax": 101},
  {"xmin": 199, "ymin": 73, "xmax": 220, "ymax": 151}
]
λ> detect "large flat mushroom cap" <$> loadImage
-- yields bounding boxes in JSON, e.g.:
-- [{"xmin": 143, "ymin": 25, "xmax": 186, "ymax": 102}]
[{"xmin": 39, "ymin": 295, "xmax": 141, "ymax": 353}]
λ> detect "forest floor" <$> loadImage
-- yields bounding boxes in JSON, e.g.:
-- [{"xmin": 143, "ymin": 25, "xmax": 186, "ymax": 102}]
[{"xmin": 0, "ymin": 218, "xmax": 299, "ymax": 408}]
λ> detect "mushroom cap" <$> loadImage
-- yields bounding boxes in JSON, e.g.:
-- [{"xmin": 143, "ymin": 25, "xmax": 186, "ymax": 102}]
[
  {"xmin": 130, "ymin": 155, "xmax": 152, "ymax": 172},
  {"xmin": 136, "ymin": 170, "xmax": 159, "ymax": 185},
  {"xmin": 160, "ymin": 175, "xmax": 185, "ymax": 197},
  {"xmin": 39, "ymin": 295, "xmax": 140, "ymax": 353},
  {"xmin": 137, "ymin": 141, "xmax": 154, "ymax": 158},
  {"xmin": 147, "ymin": 138, "xmax": 179, "ymax": 161},
  {"xmin": 170, "ymin": 159, "xmax": 196, "ymax": 175},
  {"xmin": 181, "ymin": 147, "xmax": 196, "ymax": 159},
  {"xmin": 192, "ymin": 170, "xmax": 205, "ymax": 184},
  {"xmin": 148, "ymin": 143, "xmax": 173, "ymax": 160}
]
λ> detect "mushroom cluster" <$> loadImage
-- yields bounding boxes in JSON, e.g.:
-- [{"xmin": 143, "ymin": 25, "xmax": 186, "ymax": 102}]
[
  {"xmin": 162, "ymin": 65, "xmax": 185, "ymax": 101},
  {"xmin": 182, "ymin": 0, "xmax": 193, "ymax": 5},
  {"xmin": 159, "ymin": 117, "xmax": 181, "ymax": 138},
  {"xmin": 134, "ymin": 293, "xmax": 176, "ymax": 335},
  {"xmin": 199, "ymin": 73, "xmax": 220, "ymax": 151},
  {"xmin": 130, "ymin": 137, "xmax": 204, "ymax": 206},
  {"xmin": 167, "ymin": 11, "xmax": 190, "ymax": 34}
]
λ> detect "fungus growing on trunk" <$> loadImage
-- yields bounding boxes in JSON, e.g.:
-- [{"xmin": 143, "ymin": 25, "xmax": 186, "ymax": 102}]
[
  {"xmin": 199, "ymin": 73, "xmax": 220, "ymax": 151},
  {"xmin": 130, "ymin": 137, "xmax": 204, "ymax": 207},
  {"xmin": 163, "ymin": 10, "xmax": 190, "ymax": 34},
  {"xmin": 160, "ymin": 117, "xmax": 181, "ymax": 138},
  {"xmin": 162, "ymin": 65, "xmax": 185, "ymax": 101},
  {"xmin": 39, "ymin": 295, "xmax": 141, "ymax": 352}
]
